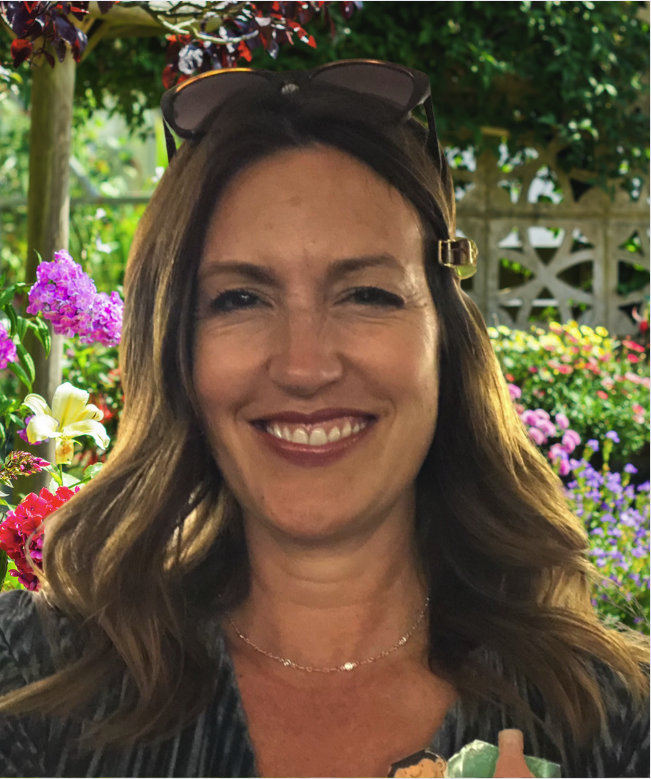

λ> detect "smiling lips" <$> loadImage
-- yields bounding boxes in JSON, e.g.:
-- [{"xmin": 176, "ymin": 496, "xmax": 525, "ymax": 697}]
[
  {"xmin": 252, "ymin": 411, "xmax": 376, "ymax": 463},
  {"xmin": 264, "ymin": 416, "xmax": 371, "ymax": 446}
]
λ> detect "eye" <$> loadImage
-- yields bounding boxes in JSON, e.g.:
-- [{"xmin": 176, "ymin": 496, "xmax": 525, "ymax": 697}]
[
  {"xmin": 209, "ymin": 289, "xmax": 263, "ymax": 314},
  {"xmin": 346, "ymin": 286, "xmax": 405, "ymax": 308}
]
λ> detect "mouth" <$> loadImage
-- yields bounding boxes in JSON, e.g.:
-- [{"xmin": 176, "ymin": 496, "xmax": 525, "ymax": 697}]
[
  {"xmin": 249, "ymin": 412, "xmax": 378, "ymax": 467},
  {"xmin": 251, "ymin": 414, "xmax": 377, "ymax": 447}
]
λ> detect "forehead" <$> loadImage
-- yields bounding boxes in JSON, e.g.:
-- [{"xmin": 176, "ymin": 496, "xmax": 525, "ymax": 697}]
[{"xmin": 201, "ymin": 145, "xmax": 425, "ymax": 274}]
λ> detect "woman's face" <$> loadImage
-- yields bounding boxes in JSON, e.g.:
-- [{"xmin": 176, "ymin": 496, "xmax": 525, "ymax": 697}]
[{"xmin": 194, "ymin": 145, "xmax": 440, "ymax": 542}]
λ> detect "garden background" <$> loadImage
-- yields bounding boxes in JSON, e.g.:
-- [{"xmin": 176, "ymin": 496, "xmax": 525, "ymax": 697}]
[{"xmin": 0, "ymin": 2, "xmax": 649, "ymax": 636}]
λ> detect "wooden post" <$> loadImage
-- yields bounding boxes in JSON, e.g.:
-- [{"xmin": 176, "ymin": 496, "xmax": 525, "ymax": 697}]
[{"xmin": 13, "ymin": 48, "xmax": 75, "ymax": 497}]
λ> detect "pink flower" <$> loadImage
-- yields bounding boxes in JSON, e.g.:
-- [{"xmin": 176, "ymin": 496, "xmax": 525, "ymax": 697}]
[
  {"xmin": 528, "ymin": 427, "xmax": 546, "ymax": 445},
  {"xmin": 633, "ymin": 404, "xmax": 645, "ymax": 415},
  {"xmin": 521, "ymin": 410, "xmax": 540, "ymax": 427},
  {"xmin": 548, "ymin": 444, "xmax": 571, "ymax": 475},
  {"xmin": 508, "ymin": 383, "xmax": 522, "ymax": 401},
  {"xmin": 561, "ymin": 430, "xmax": 581, "ymax": 453},
  {"xmin": 558, "ymin": 365, "xmax": 573, "ymax": 374},
  {"xmin": 536, "ymin": 419, "xmax": 557, "ymax": 438},
  {"xmin": 555, "ymin": 413, "xmax": 569, "ymax": 430},
  {"xmin": 597, "ymin": 390, "xmax": 609, "ymax": 400}
]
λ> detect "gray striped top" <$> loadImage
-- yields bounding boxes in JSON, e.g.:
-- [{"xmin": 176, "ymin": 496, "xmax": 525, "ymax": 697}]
[{"xmin": 0, "ymin": 589, "xmax": 648, "ymax": 777}]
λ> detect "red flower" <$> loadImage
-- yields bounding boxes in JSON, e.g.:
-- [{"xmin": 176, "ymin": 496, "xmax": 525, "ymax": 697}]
[
  {"xmin": 623, "ymin": 340, "xmax": 645, "ymax": 353},
  {"xmin": 596, "ymin": 390, "xmax": 609, "ymax": 400},
  {"xmin": 628, "ymin": 355, "xmax": 640, "ymax": 364},
  {"xmin": 0, "ymin": 485, "xmax": 79, "ymax": 591},
  {"xmin": 505, "ymin": 373, "xmax": 515, "ymax": 382}
]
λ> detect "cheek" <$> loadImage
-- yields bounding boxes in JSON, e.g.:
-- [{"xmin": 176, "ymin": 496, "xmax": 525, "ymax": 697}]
[{"xmin": 192, "ymin": 329, "xmax": 261, "ymax": 428}]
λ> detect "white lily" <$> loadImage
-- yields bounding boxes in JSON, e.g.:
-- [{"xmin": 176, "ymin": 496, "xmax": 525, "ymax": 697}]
[{"xmin": 24, "ymin": 382, "xmax": 110, "ymax": 465}]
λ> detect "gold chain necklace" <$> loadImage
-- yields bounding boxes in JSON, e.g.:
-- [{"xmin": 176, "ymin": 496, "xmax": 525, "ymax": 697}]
[{"xmin": 227, "ymin": 597, "xmax": 430, "ymax": 673}]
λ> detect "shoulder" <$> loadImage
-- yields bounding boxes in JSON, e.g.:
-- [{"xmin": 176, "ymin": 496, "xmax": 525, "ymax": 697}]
[
  {"xmin": 561, "ymin": 656, "xmax": 650, "ymax": 778},
  {"xmin": 0, "ymin": 589, "xmax": 52, "ymax": 690},
  {"xmin": 0, "ymin": 589, "xmax": 56, "ymax": 777}
]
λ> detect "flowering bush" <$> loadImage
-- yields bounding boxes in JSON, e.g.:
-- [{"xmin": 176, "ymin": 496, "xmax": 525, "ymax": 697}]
[
  {"xmin": 490, "ymin": 321, "xmax": 649, "ymax": 460},
  {"xmin": 0, "ymin": 485, "xmax": 78, "ymax": 590},
  {"xmin": 562, "ymin": 437, "xmax": 650, "ymax": 633},
  {"xmin": 26, "ymin": 250, "xmax": 123, "ymax": 347}
]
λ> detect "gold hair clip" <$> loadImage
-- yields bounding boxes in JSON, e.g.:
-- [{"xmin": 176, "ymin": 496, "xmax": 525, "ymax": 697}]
[{"xmin": 436, "ymin": 238, "xmax": 478, "ymax": 280}]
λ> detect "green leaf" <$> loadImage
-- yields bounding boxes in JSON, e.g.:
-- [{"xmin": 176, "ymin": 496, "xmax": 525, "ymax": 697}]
[
  {"xmin": 15, "ymin": 317, "xmax": 29, "ymax": 342},
  {"xmin": 83, "ymin": 462, "xmax": 104, "ymax": 480},
  {"xmin": 33, "ymin": 319, "xmax": 51, "ymax": 357},
  {"xmin": 0, "ymin": 287, "xmax": 16, "ymax": 308},
  {"xmin": 15, "ymin": 344, "xmax": 35, "ymax": 384},
  {"xmin": 4, "ymin": 304, "xmax": 18, "ymax": 337},
  {"xmin": 47, "ymin": 472, "xmax": 80, "ymax": 491},
  {"xmin": 8, "ymin": 362, "xmax": 32, "ymax": 392},
  {"xmin": 0, "ymin": 550, "xmax": 7, "ymax": 592}
]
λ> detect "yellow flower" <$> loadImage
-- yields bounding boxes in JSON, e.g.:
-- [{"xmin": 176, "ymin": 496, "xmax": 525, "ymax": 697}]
[
  {"xmin": 595, "ymin": 326, "xmax": 609, "ymax": 337},
  {"xmin": 23, "ymin": 382, "xmax": 110, "ymax": 465}
]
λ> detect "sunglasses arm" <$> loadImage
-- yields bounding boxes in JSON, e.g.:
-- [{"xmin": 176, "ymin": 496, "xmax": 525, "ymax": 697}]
[
  {"xmin": 164, "ymin": 120, "xmax": 178, "ymax": 163},
  {"xmin": 423, "ymin": 95, "xmax": 444, "ymax": 172}
]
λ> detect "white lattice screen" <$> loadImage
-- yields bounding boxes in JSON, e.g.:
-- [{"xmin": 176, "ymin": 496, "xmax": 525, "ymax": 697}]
[{"xmin": 452, "ymin": 147, "xmax": 649, "ymax": 336}]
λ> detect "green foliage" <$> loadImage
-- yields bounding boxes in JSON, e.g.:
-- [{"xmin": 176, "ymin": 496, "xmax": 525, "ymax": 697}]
[{"xmin": 248, "ymin": 1, "xmax": 650, "ymax": 189}]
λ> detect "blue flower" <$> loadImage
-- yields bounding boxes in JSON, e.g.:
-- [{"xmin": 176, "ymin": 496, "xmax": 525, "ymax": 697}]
[
  {"xmin": 624, "ymin": 464, "xmax": 638, "ymax": 474},
  {"xmin": 586, "ymin": 439, "xmax": 599, "ymax": 451},
  {"xmin": 605, "ymin": 431, "xmax": 620, "ymax": 443}
]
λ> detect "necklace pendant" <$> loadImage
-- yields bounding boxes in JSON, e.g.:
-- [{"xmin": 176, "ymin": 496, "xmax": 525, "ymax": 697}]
[
  {"xmin": 283, "ymin": 659, "xmax": 292, "ymax": 667},
  {"xmin": 342, "ymin": 662, "xmax": 356, "ymax": 671}
]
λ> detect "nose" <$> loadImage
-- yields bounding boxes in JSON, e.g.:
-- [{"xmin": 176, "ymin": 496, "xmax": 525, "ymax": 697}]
[{"xmin": 267, "ymin": 305, "xmax": 343, "ymax": 396}]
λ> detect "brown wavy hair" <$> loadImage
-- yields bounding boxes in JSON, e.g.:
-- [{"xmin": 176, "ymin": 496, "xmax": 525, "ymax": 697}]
[{"xmin": 0, "ymin": 80, "xmax": 648, "ymax": 757}]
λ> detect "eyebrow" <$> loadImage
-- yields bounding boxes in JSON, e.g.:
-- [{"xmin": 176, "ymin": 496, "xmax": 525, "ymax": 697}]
[{"xmin": 197, "ymin": 253, "xmax": 405, "ymax": 286}]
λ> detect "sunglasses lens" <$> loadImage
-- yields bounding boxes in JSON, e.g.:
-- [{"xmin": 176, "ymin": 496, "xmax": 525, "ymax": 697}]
[
  {"xmin": 173, "ymin": 71, "xmax": 270, "ymax": 133},
  {"xmin": 312, "ymin": 63, "xmax": 414, "ymax": 110}
]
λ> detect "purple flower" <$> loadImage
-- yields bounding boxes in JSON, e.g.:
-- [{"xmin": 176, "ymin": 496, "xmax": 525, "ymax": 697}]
[
  {"xmin": 528, "ymin": 427, "xmax": 546, "ymax": 446},
  {"xmin": 605, "ymin": 431, "xmax": 620, "ymax": 443},
  {"xmin": 26, "ymin": 250, "xmax": 97, "ymax": 338},
  {"xmin": 555, "ymin": 413, "xmax": 570, "ymax": 430},
  {"xmin": 508, "ymin": 383, "xmax": 522, "ymax": 401},
  {"xmin": 26, "ymin": 249, "xmax": 123, "ymax": 347},
  {"xmin": 624, "ymin": 464, "xmax": 638, "ymax": 474},
  {"xmin": 549, "ymin": 443, "xmax": 568, "ymax": 462},
  {"xmin": 79, "ymin": 291, "xmax": 123, "ymax": 347},
  {"xmin": 561, "ymin": 430, "xmax": 581, "ymax": 453},
  {"xmin": 0, "ymin": 321, "xmax": 17, "ymax": 370},
  {"xmin": 586, "ymin": 439, "xmax": 599, "ymax": 451}
]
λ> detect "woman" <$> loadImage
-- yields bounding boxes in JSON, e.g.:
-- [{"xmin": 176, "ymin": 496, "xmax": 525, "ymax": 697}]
[{"xmin": 0, "ymin": 60, "xmax": 648, "ymax": 778}]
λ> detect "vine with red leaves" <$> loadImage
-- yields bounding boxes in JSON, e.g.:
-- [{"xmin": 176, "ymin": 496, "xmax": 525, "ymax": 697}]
[{"xmin": 0, "ymin": 1, "xmax": 361, "ymax": 83}]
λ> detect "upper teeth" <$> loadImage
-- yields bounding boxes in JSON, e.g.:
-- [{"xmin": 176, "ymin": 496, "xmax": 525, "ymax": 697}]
[{"xmin": 266, "ymin": 419, "xmax": 367, "ymax": 446}]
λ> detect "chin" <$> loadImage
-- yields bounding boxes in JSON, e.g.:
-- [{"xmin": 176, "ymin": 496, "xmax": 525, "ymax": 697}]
[{"xmin": 248, "ymin": 499, "xmax": 373, "ymax": 544}]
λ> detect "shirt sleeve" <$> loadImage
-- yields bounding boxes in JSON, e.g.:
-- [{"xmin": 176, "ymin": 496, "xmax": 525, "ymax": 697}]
[{"xmin": 0, "ymin": 589, "xmax": 49, "ymax": 777}]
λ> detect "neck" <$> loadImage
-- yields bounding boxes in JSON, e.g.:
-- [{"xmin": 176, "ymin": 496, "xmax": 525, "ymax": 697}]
[{"xmin": 225, "ymin": 498, "xmax": 429, "ymax": 671}]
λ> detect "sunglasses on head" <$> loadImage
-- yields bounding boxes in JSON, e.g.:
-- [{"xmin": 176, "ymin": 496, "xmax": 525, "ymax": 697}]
[{"xmin": 160, "ymin": 59, "xmax": 477, "ymax": 279}]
